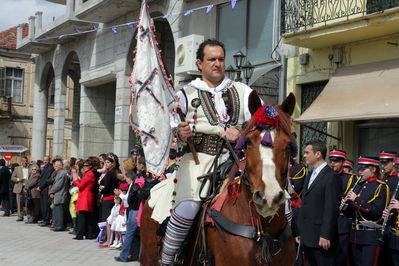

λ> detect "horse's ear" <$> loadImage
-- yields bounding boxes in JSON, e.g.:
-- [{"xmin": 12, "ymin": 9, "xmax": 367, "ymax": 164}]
[
  {"xmin": 279, "ymin": 93, "xmax": 296, "ymax": 116},
  {"xmin": 248, "ymin": 90, "xmax": 262, "ymax": 115}
]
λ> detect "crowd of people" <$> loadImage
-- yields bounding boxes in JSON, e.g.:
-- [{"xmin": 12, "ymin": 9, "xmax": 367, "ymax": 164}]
[
  {"xmin": 290, "ymin": 141, "xmax": 399, "ymax": 266},
  {"xmin": 0, "ymin": 148, "xmax": 178, "ymax": 262},
  {"xmin": 2, "ymin": 38, "xmax": 399, "ymax": 266}
]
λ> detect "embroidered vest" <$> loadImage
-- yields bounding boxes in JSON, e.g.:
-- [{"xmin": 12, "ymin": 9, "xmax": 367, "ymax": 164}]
[{"xmin": 182, "ymin": 82, "xmax": 247, "ymax": 136}]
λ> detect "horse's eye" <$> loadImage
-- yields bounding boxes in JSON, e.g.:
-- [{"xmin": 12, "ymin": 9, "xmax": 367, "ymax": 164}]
[{"xmin": 245, "ymin": 138, "xmax": 253, "ymax": 147}]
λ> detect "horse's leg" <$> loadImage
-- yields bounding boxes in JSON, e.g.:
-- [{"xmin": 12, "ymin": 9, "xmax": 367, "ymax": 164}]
[
  {"xmin": 140, "ymin": 200, "xmax": 160, "ymax": 266},
  {"xmin": 206, "ymin": 226, "xmax": 261, "ymax": 266},
  {"xmin": 271, "ymin": 237, "xmax": 296, "ymax": 266}
]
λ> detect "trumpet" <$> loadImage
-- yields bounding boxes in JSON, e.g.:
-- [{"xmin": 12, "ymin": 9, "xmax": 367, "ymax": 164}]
[
  {"xmin": 339, "ymin": 177, "xmax": 361, "ymax": 212},
  {"xmin": 378, "ymin": 181, "xmax": 399, "ymax": 242}
]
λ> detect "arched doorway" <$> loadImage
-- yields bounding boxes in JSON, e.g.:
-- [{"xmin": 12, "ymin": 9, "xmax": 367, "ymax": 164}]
[{"xmin": 61, "ymin": 51, "xmax": 81, "ymax": 158}]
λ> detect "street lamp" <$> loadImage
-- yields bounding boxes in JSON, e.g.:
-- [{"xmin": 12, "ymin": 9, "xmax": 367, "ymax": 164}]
[
  {"xmin": 242, "ymin": 61, "xmax": 254, "ymax": 85},
  {"xmin": 226, "ymin": 50, "xmax": 255, "ymax": 85}
]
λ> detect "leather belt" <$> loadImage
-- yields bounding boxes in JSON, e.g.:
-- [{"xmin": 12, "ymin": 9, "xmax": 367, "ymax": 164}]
[{"xmin": 184, "ymin": 133, "xmax": 223, "ymax": 156}]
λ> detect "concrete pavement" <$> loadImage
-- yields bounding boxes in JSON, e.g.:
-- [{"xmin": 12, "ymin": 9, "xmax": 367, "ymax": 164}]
[{"xmin": 0, "ymin": 211, "xmax": 139, "ymax": 266}]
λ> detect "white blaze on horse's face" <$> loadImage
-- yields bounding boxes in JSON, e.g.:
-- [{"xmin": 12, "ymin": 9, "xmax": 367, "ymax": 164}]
[{"xmin": 256, "ymin": 129, "xmax": 285, "ymax": 217}]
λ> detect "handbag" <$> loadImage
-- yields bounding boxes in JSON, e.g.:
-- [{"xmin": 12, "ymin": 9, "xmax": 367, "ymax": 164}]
[{"xmin": 24, "ymin": 188, "xmax": 33, "ymax": 206}]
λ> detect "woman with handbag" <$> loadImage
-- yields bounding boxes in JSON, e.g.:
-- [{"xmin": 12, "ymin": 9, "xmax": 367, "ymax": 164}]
[{"xmin": 26, "ymin": 164, "xmax": 41, "ymax": 223}]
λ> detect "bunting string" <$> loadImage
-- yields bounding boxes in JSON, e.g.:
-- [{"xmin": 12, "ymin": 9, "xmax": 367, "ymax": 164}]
[{"xmin": 8, "ymin": 0, "xmax": 239, "ymax": 44}]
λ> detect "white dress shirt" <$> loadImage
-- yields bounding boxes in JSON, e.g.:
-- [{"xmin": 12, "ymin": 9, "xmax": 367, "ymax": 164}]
[{"xmin": 308, "ymin": 162, "xmax": 327, "ymax": 189}]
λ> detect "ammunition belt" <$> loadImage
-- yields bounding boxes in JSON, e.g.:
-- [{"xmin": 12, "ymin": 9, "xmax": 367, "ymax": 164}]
[{"xmin": 183, "ymin": 133, "xmax": 223, "ymax": 156}]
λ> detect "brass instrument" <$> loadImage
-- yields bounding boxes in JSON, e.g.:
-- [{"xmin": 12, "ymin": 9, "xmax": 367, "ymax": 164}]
[
  {"xmin": 378, "ymin": 180, "xmax": 399, "ymax": 242},
  {"xmin": 339, "ymin": 177, "xmax": 361, "ymax": 212}
]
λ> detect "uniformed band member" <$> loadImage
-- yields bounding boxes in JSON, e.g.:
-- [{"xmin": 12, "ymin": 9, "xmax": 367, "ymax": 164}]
[
  {"xmin": 329, "ymin": 149, "xmax": 347, "ymax": 173},
  {"xmin": 289, "ymin": 163, "xmax": 307, "ymax": 266},
  {"xmin": 329, "ymin": 150, "xmax": 359, "ymax": 266},
  {"xmin": 381, "ymin": 153, "xmax": 399, "ymax": 266},
  {"xmin": 380, "ymin": 151, "xmax": 398, "ymax": 189},
  {"xmin": 343, "ymin": 159, "xmax": 355, "ymax": 175},
  {"xmin": 344, "ymin": 156, "xmax": 389, "ymax": 266}
]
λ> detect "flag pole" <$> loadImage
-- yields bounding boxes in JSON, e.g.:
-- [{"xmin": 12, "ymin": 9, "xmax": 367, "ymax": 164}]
[{"xmin": 176, "ymin": 108, "xmax": 200, "ymax": 165}]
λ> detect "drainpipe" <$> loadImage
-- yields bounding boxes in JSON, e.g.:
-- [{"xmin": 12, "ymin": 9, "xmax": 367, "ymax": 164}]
[
  {"xmin": 274, "ymin": 0, "xmax": 287, "ymax": 103},
  {"xmin": 276, "ymin": 49, "xmax": 287, "ymax": 104}
]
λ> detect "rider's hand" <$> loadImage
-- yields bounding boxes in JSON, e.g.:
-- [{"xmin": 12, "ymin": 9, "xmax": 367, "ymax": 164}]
[
  {"xmin": 178, "ymin": 121, "xmax": 191, "ymax": 142},
  {"xmin": 221, "ymin": 127, "xmax": 241, "ymax": 142}
]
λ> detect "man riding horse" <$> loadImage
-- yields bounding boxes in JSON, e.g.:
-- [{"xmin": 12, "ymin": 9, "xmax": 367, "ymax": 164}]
[{"xmin": 159, "ymin": 39, "xmax": 256, "ymax": 265}]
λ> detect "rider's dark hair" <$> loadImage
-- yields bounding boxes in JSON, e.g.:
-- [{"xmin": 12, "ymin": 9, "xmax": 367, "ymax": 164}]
[{"xmin": 196, "ymin": 39, "xmax": 226, "ymax": 61}]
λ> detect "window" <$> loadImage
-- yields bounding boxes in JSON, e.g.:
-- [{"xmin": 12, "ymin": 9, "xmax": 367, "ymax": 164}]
[
  {"xmin": 217, "ymin": 0, "xmax": 275, "ymax": 66},
  {"xmin": 1, "ymin": 67, "xmax": 24, "ymax": 103}
]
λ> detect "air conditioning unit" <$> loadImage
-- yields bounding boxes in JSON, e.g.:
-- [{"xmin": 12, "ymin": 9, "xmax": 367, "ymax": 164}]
[{"xmin": 175, "ymin": 34, "xmax": 204, "ymax": 76}]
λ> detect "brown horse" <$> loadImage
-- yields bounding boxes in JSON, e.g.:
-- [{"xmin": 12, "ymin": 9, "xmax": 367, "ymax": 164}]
[{"xmin": 140, "ymin": 91, "xmax": 297, "ymax": 266}]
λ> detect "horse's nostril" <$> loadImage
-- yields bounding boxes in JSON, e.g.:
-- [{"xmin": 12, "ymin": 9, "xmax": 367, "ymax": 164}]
[
  {"xmin": 273, "ymin": 191, "xmax": 285, "ymax": 204},
  {"xmin": 253, "ymin": 191, "xmax": 264, "ymax": 204}
]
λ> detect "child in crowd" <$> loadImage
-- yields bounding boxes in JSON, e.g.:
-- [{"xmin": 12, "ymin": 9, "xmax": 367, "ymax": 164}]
[
  {"xmin": 110, "ymin": 196, "xmax": 127, "ymax": 248},
  {"xmin": 68, "ymin": 171, "xmax": 79, "ymax": 234},
  {"xmin": 99, "ymin": 195, "xmax": 121, "ymax": 247}
]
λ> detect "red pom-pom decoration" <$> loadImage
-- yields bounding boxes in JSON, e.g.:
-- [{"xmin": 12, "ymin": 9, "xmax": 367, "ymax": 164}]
[{"xmin": 253, "ymin": 105, "xmax": 279, "ymax": 128}]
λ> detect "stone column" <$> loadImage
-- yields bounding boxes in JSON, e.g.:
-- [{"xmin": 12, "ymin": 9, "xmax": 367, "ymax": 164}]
[
  {"xmin": 16, "ymin": 24, "xmax": 23, "ymax": 44},
  {"xmin": 113, "ymin": 72, "xmax": 131, "ymax": 160},
  {"xmin": 35, "ymin": 11, "xmax": 43, "ymax": 32},
  {"xmin": 70, "ymin": 82, "xmax": 81, "ymax": 157},
  {"xmin": 28, "ymin": 16, "xmax": 35, "ymax": 39},
  {"xmin": 31, "ymin": 72, "xmax": 48, "ymax": 161},
  {"xmin": 52, "ymin": 76, "xmax": 67, "ymax": 157},
  {"xmin": 66, "ymin": 0, "xmax": 75, "ymax": 17}
]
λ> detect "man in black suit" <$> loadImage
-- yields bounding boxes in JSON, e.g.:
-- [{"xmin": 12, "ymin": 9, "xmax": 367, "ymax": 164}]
[
  {"xmin": 0, "ymin": 159, "xmax": 11, "ymax": 216},
  {"xmin": 37, "ymin": 156, "xmax": 54, "ymax": 226},
  {"xmin": 297, "ymin": 140, "xmax": 341, "ymax": 265}
]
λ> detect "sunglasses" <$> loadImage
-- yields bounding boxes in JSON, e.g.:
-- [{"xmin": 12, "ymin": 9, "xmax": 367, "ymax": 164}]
[{"xmin": 83, "ymin": 164, "xmax": 90, "ymax": 167}]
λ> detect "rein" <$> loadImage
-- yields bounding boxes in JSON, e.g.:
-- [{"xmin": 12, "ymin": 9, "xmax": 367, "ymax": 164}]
[{"xmin": 202, "ymin": 105, "xmax": 293, "ymax": 264}]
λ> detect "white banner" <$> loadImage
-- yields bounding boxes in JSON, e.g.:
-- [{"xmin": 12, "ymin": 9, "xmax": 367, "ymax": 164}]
[{"xmin": 129, "ymin": 0, "xmax": 177, "ymax": 176}]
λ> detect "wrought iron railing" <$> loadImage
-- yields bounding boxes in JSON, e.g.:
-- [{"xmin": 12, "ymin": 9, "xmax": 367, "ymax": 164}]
[{"xmin": 282, "ymin": 0, "xmax": 399, "ymax": 34}]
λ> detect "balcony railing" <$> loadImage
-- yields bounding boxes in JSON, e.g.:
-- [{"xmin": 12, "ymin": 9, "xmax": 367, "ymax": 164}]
[{"xmin": 282, "ymin": 0, "xmax": 399, "ymax": 34}]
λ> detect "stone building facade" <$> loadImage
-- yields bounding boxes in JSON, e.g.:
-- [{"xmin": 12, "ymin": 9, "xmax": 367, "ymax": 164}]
[{"xmin": 17, "ymin": 0, "xmax": 286, "ymax": 161}]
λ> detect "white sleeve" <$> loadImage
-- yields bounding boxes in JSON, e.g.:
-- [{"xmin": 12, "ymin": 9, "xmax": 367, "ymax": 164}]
[{"xmin": 170, "ymin": 90, "xmax": 187, "ymax": 128}]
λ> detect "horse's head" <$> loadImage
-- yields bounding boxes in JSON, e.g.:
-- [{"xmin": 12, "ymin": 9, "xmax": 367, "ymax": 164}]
[{"xmin": 239, "ymin": 91, "xmax": 296, "ymax": 218}]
